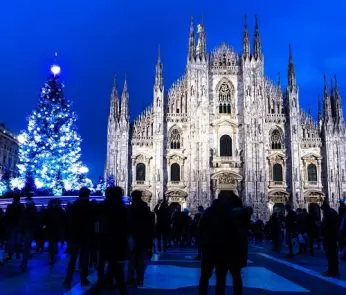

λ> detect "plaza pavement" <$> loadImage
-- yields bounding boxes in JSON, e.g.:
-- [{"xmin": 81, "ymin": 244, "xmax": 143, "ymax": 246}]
[{"xmin": 1, "ymin": 242, "xmax": 346, "ymax": 294}]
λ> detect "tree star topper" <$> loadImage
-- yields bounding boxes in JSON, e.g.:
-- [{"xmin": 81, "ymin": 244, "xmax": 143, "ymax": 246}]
[{"xmin": 51, "ymin": 64, "xmax": 61, "ymax": 76}]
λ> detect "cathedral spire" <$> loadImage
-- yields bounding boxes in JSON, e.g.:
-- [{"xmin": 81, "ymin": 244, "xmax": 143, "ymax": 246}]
[
  {"xmin": 323, "ymin": 74, "xmax": 333, "ymax": 123},
  {"xmin": 120, "ymin": 74, "xmax": 129, "ymax": 121},
  {"xmin": 188, "ymin": 17, "xmax": 196, "ymax": 62},
  {"xmin": 155, "ymin": 45, "xmax": 163, "ymax": 91},
  {"xmin": 196, "ymin": 22, "xmax": 207, "ymax": 61},
  {"xmin": 109, "ymin": 76, "xmax": 119, "ymax": 122},
  {"xmin": 318, "ymin": 95, "xmax": 322, "ymax": 122},
  {"xmin": 253, "ymin": 15, "xmax": 262, "ymax": 60},
  {"xmin": 277, "ymin": 72, "xmax": 281, "ymax": 88},
  {"xmin": 288, "ymin": 44, "xmax": 296, "ymax": 91},
  {"xmin": 333, "ymin": 74, "xmax": 344, "ymax": 126},
  {"xmin": 242, "ymin": 15, "xmax": 250, "ymax": 60}
]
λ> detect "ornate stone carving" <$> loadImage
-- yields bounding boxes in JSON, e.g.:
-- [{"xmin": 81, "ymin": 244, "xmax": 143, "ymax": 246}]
[
  {"xmin": 218, "ymin": 173, "xmax": 236, "ymax": 185},
  {"xmin": 269, "ymin": 192, "xmax": 288, "ymax": 204}
]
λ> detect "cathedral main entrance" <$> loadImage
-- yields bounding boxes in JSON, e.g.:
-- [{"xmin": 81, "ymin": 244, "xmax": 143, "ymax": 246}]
[
  {"xmin": 211, "ymin": 172, "xmax": 242, "ymax": 199},
  {"xmin": 165, "ymin": 189, "xmax": 188, "ymax": 208},
  {"xmin": 305, "ymin": 190, "xmax": 324, "ymax": 222},
  {"xmin": 218, "ymin": 190, "xmax": 238, "ymax": 197}
]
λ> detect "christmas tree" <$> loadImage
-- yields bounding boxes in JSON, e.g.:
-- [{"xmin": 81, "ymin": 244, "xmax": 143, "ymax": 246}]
[
  {"xmin": 17, "ymin": 64, "xmax": 90, "ymax": 195},
  {"xmin": 95, "ymin": 176, "xmax": 106, "ymax": 195},
  {"xmin": 0, "ymin": 177, "xmax": 7, "ymax": 196}
]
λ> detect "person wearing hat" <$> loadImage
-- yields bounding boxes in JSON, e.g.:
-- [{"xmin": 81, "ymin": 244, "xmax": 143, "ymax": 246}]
[{"xmin": 321, "ymin": 200, "xmax": 340, "ymax": 277}]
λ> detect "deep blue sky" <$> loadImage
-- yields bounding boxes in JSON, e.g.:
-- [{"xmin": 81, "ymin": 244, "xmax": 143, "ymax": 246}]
[{"xmin": 1, "ymin": 0, "xmax": 346, "ymax": 182}]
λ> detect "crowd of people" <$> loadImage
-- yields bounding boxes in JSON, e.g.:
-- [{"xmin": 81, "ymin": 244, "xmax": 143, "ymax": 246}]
[
  {"xmin": 264, "ymin": 202, "xmax": 346, "ymax": 277},
  {"xmin": 0, "ymin": 188, "xmax": 345, "ymax": 295}
]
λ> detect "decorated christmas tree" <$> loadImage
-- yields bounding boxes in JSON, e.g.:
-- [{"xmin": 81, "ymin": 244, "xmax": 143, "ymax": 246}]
[
  {"xmin": 17, "ymin": 64, "xmax": 90, "ymax": 195},
  {"xmin": 95, "ymin": 176, "xmax": 106, "ymax": 195}
]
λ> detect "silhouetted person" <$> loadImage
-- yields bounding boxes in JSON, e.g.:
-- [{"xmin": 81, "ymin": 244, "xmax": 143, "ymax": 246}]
[
  {"xmin": 199, "ymin": 191, "xmax": 252, "ymax": 295},
  {"xmin": 340, "ymin": 203, "xmax": 346, "ymax": 261},
  {"xmin": 5, "ymin": 193, "xmax": 24, "ymax": 261},
  {"xmin": 128, "ymin": 190, "xmax": 153, "ymax": 287},
  {"xmin": 285, "ymin": 203, "xmax": 297, "ymax": 257},
  {"xmin": 45, "ymin": 199, "xmax": 65, "ymax": 265},
  {"xmin": 270, "ymin": 212, "xmax": 282, "ymax": 252},
  {"xmin": 89, "ymin": 200, "xmax": 100, "ymax": 268},
  {"xmin": 321, "ymin": 201, "xmax": 340, "ymax": 277},
  {"xmin": 96, "ymin": 186, "xmax": 129, "ymax": 295},
  {"xmin": 192, "ymin": 205, "xmax": 204, "ymax": 260},
  {"xmin": 181, "ymin": 208, "xmax": 192, "ymax": 247},
  {"xmin": 35, "ymin": 205, "xmax": 46, "ymax": 253},
  {"xmin": 154, "ymin": 200, "xmax": 170, "ymax": 252},
  {"xmin": 20, "ymin": 197, "xmax": 38, "ymax": 270},
  {"xmin": 63, "ymin": 187, "xmax": 94, "ymax": 288},
  {"xmin": 172, "ymin": 207, "xmax": 183, "ymax": 247},
  {"xmin": 307, "ymin": 210, "xmax": 319, "ymax": 256},
  {"xmin": 0, "ymin": 208, "xmax": 5, "ymax": 264}
]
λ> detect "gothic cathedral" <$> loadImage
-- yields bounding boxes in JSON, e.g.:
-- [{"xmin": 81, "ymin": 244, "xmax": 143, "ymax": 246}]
[{"xmin": 105, "ymin": 17, "xmax": 346, "ymax": 219}]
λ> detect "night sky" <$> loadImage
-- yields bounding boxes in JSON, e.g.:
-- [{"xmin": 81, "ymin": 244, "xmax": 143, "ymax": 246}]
[{"xmin": 0, "ymin": 0, "xmax": 345, "ymax": 182}]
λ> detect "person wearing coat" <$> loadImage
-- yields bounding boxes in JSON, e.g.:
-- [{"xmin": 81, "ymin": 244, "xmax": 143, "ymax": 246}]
[
  {"xmin": 44, "ymin": 199, "xmax": 65, "ymax": 265},
  {"xmin": 154, "ymin": 200, "xmax": 171, "ymax": 252},
  {"xmin": 127, "ymin": 190, "xmax": 153, "ymax": 287},
  {"xmin": 96, "ymin": 186, "xmax": 129, "ymax": 295},
  {"xmin": 321, "ymin": 201, "xmax": 340, "ymax": 277},
  {"xmin": 63, "ymin": 187, "xmax": 95, "ymax": 288},
  {"xmin": 198, "ymin": 191, "xmax": 252, "ymax": 295}
]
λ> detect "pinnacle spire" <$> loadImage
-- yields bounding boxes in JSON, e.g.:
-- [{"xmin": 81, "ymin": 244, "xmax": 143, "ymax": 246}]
[
  {"xmin": 289, "ymin": 44, "xmax": 293, "ymax": 64},
  {"xmin": 196, "ymin": 22, "xmax": 207, "ymax": 61},
  {"xmin": 318, "ymin": 95, "xmax": 322, "ymax": 121},
  {"xmin": 288, "ymin": 44, "xmax": 296, "ymax": 90},
  {"xmin": 253, "ymin": 15, "xmax": 262, "ymax": 60},
  {"xmin": 109, "ymin": 76, "xmax": 120, "ymax": 122},
  {"xmin": 242, "ymin": 15, "xmax": 250, "ymax": 59},
  {"xmin": 121, "ymin": 74, "xmax": 129, "ymax": 121},
  {"xmin": 323, "ymin": 74, "xmax": 332, "ymax": 123},
  {"xmin": 324, "ymin": 73, "xmax": 328, "ymax": 98},
  {"xmin": 277, "ymin": 72, "xmax": 281, "ymax": 88},
  {"xmin": 155, "ymin": 45, "xmax": 163, "ymax": 90},
  {"xmin": 188, "ymin": 17, "xmax": 196, "ymax": 62},
  {"xmin": 333, "ymin": 74, "xmax": 344, "ymax": 126}
]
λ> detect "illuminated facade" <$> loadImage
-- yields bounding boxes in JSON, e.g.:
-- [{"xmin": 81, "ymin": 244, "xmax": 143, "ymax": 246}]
[{"xmin": 105, "ymin": 18, "xmax": 346, "ymax": 219}]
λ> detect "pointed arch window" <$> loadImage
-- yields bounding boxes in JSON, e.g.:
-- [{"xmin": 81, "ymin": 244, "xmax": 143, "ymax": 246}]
[
  {"xmin": 307, "ymin": 164, "xmax": 317, "ymax": 182},
  {"xmin": 270, "ymin": 129, "xmax": 283, "ymax": 150},
  {"xmin": 218, "ymin": 83, "xmax": 232, "ymax": 114},
  {"xmin": 136, "ymin": 163, "xmax": 146, "ymax": 181},
  {"xmin": 170, "ymin": 129, "xmax": 181, "ymax": 149},
  {"xmin": 220, "ymin": 135, "xmax": 232, "ymax": 157},
  {"xmin": 171, "ymin": 163, "xmax": 181, "ymax": 182},
  {"xmin": 273, "ymin": 164, "xmax": 283, "ymax": 182}
]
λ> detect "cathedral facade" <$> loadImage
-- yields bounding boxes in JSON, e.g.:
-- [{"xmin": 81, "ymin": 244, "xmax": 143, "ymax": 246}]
[{"xmin": 105, "ymin": 18, "xmax": 346, "ymax": 219}]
